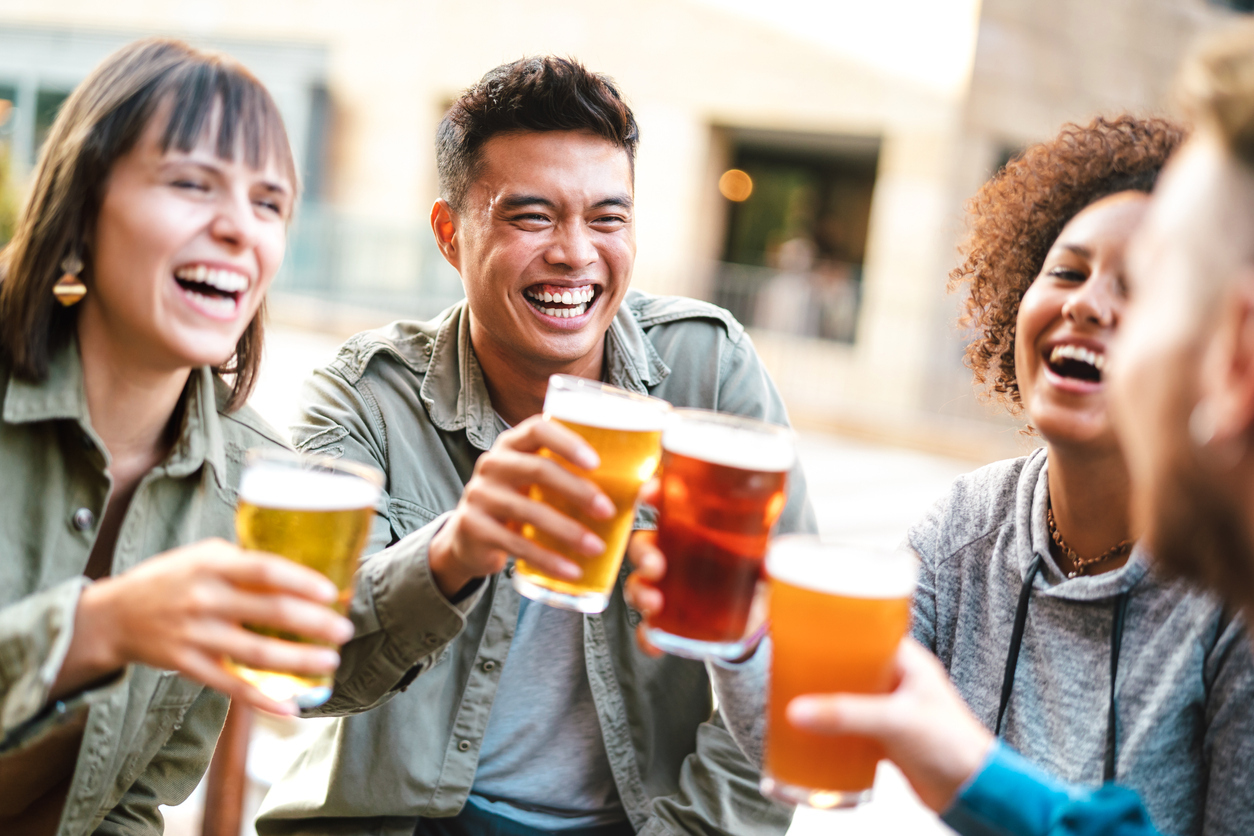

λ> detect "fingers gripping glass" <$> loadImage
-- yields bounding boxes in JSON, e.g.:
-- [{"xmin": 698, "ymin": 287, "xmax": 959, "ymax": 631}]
[
  {"xmin": 226, "ymin": 449, "xmax": 382, "ymax": 709},
  {"xmin": 512, "ymin": 375, "xmax": 668, "ymax": 614}
]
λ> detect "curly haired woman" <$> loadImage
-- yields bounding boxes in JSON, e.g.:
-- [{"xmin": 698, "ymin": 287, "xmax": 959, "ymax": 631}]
[
  {"xmin": 900, "ymin": 114, "xmax": 1254, "ymax": 836},
  {"xmin": 628, "ymin": 114, "xmax": 1254, "ymax": 835}
]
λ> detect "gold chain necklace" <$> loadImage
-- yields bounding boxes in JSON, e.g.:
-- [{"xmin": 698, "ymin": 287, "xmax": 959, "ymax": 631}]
[{"xmin": 1047, "ymin": 507, "xmax": 1134, "ymax": 579}]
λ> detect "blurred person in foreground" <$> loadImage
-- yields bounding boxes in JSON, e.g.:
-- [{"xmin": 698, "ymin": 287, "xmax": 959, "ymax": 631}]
[
  {"xmin": 630, "ymin": 115, "xmax": 1254, "ymax": 834},
  {"xmin": 256, "ymin": 57, "xmax": 815, "ymax": 836},
  {"xmin": 762, "ymin": 23, "xmax": 1254, "ymax": 836},
  {"xmin": 0, "ymin": 39, "xmax": 354, "ymax": 835}
]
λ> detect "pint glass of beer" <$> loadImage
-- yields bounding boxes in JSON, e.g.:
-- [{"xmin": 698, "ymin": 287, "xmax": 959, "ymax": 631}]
[
  {"xmin": 762, "ymin": 539, "xmax": 917, "ymax": 808},
  {"xmin": 514, "ymin": 375, "xmax": 668, "ymax": 613},
  {"xmin": 228, "ymin": 449, "xmax": 382, "ymax": 708},
  {"xmin": 643, "ymin": 409, "xmax": 794, "ymax": 660}
]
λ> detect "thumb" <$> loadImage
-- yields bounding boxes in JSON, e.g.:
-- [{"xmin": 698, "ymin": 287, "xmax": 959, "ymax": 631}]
[{"xmin": 787, "ymin": 693, "xmax": 896, "ymax": 739}]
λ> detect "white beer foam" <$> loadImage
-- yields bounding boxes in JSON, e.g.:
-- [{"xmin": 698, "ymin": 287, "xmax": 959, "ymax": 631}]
[
  {"xmin": 767, "ymin": 538, "xmax": 918, "ymax": 599},
  {"xmin": 544, "ymin": 386, "xmax": 668, "ymax": 432},
  {"xmin": 663, "ymin": 418, "xmax": 794, "ymax": 472},
  {"xmin": 239, "ymin": 462, "xmax": 381, "ymax": 511}
]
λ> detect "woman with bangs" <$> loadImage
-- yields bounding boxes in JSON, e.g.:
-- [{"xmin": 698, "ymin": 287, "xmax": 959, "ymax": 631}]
[
  {"xmin": 629, "ymin": 115, "xmax": 1254, "ymax": 835},
  {"xmin": 0, "ymin": 39, "xmax": 352, "ymax": 833}
]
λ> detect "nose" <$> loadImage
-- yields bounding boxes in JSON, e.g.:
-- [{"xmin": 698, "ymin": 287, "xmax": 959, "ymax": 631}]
[
  {"xmin": 545, "ymin": 219, "xmax": 598, "ymax": 271},
  {"xmin": 1063, "ymin": 268, "xmax": 1124, "ymax": 329},
  {"xmin": 208, "ymin": 188, "xmax": 260, "ymax": 251}
]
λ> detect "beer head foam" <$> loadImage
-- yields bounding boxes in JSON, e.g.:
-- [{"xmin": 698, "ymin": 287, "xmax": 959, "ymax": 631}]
[
  {"xmin": 767, "ymin": 538, "xmax": 918, "ymax": 599},
  {"xmin": 544, "ymin": 384, "xmax": 668, "ymax": 432},
  {"xmin": 663, "ymin": 414, "xmax": 795, "ymax": 472},
  {"xmin": 239, "ymin": 461, "xmax": 381, "ymax": 511}
]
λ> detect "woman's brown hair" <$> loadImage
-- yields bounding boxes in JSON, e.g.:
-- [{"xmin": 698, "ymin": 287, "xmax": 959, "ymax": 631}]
[
  {"xmin": 950, "ymin": 115, "xmax": 1184, "ymax": 411},
  {"xmin": 0, "ymin": 37, "xmax": 296, "ymax": 411}
]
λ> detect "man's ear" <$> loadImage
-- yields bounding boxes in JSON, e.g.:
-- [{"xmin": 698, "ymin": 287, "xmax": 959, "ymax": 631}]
[
  {"xmin": 430, "ymin": 199, "xmax": 460, "ymax": 271},
  {"xmin": 1208, "ymin": 269, "xmax": 1254, "ymax": 444}
]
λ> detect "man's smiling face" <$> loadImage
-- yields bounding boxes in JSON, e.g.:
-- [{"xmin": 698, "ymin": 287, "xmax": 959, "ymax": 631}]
[{"xmin": 444, "ymin": 130, "xmax": 635, "ymax": 374}]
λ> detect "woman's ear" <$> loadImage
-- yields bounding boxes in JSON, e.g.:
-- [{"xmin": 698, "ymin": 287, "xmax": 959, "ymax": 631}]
[{"xmin": 1199, "ymin": 269, "xmax": 1254, "ymax": 452}]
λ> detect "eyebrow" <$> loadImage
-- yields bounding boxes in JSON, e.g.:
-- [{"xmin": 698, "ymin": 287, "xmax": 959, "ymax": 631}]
[
  {"xmin": 498, "ymin": 193, "xmax": 634, "ymax": 211},
  {"xmin": 160, "ymin": 158, "xmax": 291, "ymax": 197},
  {"xmin": 1057, "ymin": 243, "xmax": 1092, "ymax": 259}
]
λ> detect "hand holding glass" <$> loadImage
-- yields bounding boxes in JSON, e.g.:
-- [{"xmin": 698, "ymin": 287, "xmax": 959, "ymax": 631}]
[
  {"xmin": 763, "ymin": 539, "xmax": 917, "ymax": 809},
  {"xmin": 513, "ymin": 375, "xmax": 668, "ymax": 613},
  {"xmin": 227, "ymin": 449, "xmax": 382, "ymax": 708}
]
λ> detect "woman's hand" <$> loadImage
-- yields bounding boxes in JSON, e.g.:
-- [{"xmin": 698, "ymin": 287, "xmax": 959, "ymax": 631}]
[
  {"xmin": 54, "ymin": 538, "xmax": 356, "ymax": 715},
  {"xmin": 427, "ymin": 415, "xmax": 615, "ymax": 600},
  {"xmin": 786, "ymin": 638, "xmax": 994, "ymax": 813}
]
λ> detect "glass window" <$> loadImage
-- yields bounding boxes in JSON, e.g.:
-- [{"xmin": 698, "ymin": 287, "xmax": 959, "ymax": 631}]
[
  {"xmin": 33, "ymin": 88, "xmax": 70, "ymax": 164},
  {"xmin": 712, "ymin": 134, "xmax": 879, "ymax": 343}
]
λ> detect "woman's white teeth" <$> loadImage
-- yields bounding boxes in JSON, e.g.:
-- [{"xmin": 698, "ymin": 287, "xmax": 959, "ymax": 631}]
[
  {"xmin": 185, "ymin": 289, "xmax": 237, "ymax": 316},
  {"xmin": 1049, "ymin": 344, "xmax": 1105, "ymax": 370},
  {"xmin": 174, "ymin": 265, "xmax": 249, "ymax": 293}
]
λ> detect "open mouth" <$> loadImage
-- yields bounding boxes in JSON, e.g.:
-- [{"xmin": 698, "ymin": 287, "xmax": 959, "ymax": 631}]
[
  {"xmin": 173, "ymin": 265, "xmax": 249, "ymax": 318},
  {"xmin": 524, "ymin": 283, "xmax": 599, "ymax": 319},
  {"xmin": 1046, "ymin": 343, "xmax": 1104, "ymax": 384}
]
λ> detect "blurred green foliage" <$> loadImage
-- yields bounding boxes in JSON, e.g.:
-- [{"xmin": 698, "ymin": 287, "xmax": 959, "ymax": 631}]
[{"xmin": 0, "ymin": 145, "xmax": 17, "ymax": 247}]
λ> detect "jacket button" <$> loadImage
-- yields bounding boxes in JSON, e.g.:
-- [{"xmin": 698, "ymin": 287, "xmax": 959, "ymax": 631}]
[
  {"xmin": 504, "ymin": 563, "xmax": 516, "ymax": 578},
  {"xmin": 71, "ymin": 508, "xmax": 96, "ymax": 531},
  {"xmin": 457, "ymin": 740, "xmax": 471, "ymax": 752},
  {"xmin": 482, "ymin": 660, "xmax": 496, "ymax": 672},
  {"xmin": 425, "ymin": 634, "xmax": 439, "ymax": 646}
]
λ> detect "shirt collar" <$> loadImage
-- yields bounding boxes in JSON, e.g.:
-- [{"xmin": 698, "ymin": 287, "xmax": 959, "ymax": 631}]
[
  {"xmin": 420, "ymin": 294, "xmax": 672, "ymax": 452},
  {"xmin": 3, "ymin": 341, "xmax": 228, "ymax": 489}
]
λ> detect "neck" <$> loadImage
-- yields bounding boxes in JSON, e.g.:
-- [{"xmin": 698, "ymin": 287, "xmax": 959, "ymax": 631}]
[
  {"xmin": 76, "ymin": 317, "xmax": 190, "ymax": 475},
  {"xmin": 469, "ymin": 320, "xmax": 607, "ymax": 428},
  {"xmin": 1046, "ymin": 440, "xmax": 1136, "ymax": 565}
]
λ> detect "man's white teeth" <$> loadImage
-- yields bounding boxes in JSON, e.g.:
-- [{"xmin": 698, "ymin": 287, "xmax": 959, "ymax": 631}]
[
  {"xmin": 1049, "ymin": 344, "xmax": 1105, "ymax": 370},
  {"xmin": 539, "ymin": 303, "xmax": 588, "ymax": 318},
  {"xmin": 184, "ymin": 289, "xmax": 237, "ymax": 316},
  {"xmin": 527, "ymin": 286, "xmax": 595, "ymax": 304},
  {"xmin": 174, "ymin": 265, "xmax": 249, "ymax": 293}
]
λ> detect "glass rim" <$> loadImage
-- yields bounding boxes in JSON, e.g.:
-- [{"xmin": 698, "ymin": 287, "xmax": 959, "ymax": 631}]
[
  {"xmin": 545, "ymin": 374, "xmax": 672, "ymax": 410},
  {"xmin": 243, "ymin": 447, "xmax": 385, "ymax": 488},
  {"xmin": 765, "ymin": 536, "xmax": 918, "ymax": 600},
  {"xmin": 665, "ymin": 407, "xmax": 793, "ymax": 438}
]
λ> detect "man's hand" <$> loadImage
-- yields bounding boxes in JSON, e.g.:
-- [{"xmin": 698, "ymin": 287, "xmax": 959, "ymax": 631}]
[
  {"xmin": 57, "ymin": 539, "xmax": 356, "ymax": 715},
  {"xmin": 786, "ymin": 638, "xmax": 994, "ymax": 813},
  {"xmin": 427, "ymin": 415, "xmax": 616, "ymax": 600},
  {"xmin": 623, "ymin": 480, "xmax": 665, "ymax": 655}
]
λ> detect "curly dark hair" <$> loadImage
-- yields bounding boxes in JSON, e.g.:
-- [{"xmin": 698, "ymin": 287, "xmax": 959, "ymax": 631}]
[{"xmin": 951, "ymin": 115, "xmax": 1185, "ymax": 411}]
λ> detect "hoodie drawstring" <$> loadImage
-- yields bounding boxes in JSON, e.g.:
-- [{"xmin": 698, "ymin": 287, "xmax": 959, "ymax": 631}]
[{"xmin": 995, "ymin": 552, "xmax": 1130, "ymax": 783}]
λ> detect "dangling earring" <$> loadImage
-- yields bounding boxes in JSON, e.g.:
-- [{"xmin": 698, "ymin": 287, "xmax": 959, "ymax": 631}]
[{"xmin": 52, "ymin": 253, "xmax": 86, "ymax": 307}]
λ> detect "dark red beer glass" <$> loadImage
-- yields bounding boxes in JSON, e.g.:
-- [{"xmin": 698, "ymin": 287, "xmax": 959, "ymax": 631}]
[{"xmin": 644, "ymin": 409, "xmax": 795, "ymax": 659}]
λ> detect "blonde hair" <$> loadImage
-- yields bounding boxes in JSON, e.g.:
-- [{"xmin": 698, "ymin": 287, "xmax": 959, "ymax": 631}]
[{"xmin": 1179, "ymin": 21, "xmax": 1254, "ymax": 168}]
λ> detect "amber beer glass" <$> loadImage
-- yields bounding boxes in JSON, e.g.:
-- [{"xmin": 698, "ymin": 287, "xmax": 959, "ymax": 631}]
[
  {"xmin": 514, "ymin": 375, "xmax": 668, "ymax": 613},
  {"xmin": 643, "ymin": 410, "xmax": 794, "ymax": 659},
  {"xmin": 763, "ymin": 539, "xmax": 917, "ymax": 808},
  {"xmin": 228, "ymin": 449, "xmax": 382, "ymax": 708}
]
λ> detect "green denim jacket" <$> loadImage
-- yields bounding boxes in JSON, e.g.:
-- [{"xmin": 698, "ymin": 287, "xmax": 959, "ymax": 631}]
[
  {"xmin": 256, "ymin": 291, "xmax": 816, "ymax": 836},
  {"xmin": 0, "ymin": 343, "xmax": 286, "ymax": 835}
]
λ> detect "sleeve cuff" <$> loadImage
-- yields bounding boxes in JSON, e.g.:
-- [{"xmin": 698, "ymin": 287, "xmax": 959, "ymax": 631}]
[
  {"xmin": 942, "ymin": 742, "xmax": 1078, "ymax": 836},
  {"xmin": 0, "ymin": 577, "xmax": 91, "ymax": 736}
]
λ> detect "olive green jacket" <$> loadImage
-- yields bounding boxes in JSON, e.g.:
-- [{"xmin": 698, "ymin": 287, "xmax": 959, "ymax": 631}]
[
  {"xmin": 0, "ymin": 344, "xmax": 287, "ymax": 835},
  {"xmin": 256, "ymin": 290, "xmax": 816, "ymax": 836}
]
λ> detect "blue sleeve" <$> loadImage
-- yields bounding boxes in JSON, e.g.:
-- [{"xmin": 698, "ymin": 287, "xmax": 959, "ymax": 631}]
[{"xmin": 942, "ymin": 742, "xmax": 1161, "ymax": 836}]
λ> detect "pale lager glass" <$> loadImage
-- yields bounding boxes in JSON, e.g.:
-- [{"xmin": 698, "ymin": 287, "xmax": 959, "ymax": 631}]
[
  {"xmin": 762, "ymin": 539, "xmax": 917, "ymax": 809},
  {"xmin": 514, "ymin": 375, "xmax": 668, "ymax": 613},
  {"xmin": 643, "ymin": 409, "xmax": 794, "ymax": 660},
  {"xmin": 228, "ymin": 449, "xmax": 382, "ymax": 708}
]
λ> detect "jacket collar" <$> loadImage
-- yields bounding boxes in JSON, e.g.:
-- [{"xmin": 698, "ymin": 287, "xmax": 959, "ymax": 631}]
[
  {"xmin": 1013, "ymin": 446, "xmax": 1148, "ymax": 601},
  {"xmin": 420, "ymin": 293, "xmax": 672, "ymax": 452},
  {"xmin": 3, "ymin": 340, "xmax": 228, "ymax": 489}
]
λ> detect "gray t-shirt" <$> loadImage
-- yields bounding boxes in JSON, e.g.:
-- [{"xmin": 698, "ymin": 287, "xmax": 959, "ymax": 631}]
[{"xmin": 469, "ymin": 594, "xmax": 626, "ymax": 829}]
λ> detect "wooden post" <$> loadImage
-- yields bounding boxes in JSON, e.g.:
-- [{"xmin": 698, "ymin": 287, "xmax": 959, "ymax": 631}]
[{"xmin": 201, "ymin": 703, "xmax": 253, "ymax": 836}]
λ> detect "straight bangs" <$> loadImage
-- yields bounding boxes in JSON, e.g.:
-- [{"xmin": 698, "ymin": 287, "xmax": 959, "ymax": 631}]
[{"xmin": 156, "ymin": 60, "xmax": 298, "ymax": 193}]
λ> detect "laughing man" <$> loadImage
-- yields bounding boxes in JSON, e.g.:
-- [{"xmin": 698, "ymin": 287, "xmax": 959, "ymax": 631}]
[{"xmin": 256, "ymin": 56, "xmax": 815, "ymax": 836}]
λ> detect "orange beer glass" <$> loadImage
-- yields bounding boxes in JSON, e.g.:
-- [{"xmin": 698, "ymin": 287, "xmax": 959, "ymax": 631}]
[
  {"xmin": 763, "ymin": 539, "xmax": 917, "ymax": 808},
  {"xmin": 644, "ymin": 409, "xmax": 794, "ymax": 660}
]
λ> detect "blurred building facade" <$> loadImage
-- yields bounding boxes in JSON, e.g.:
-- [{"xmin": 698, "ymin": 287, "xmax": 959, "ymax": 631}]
[{"xmin": 0, "ymin": 0, "xmax": 1242, "ymax": 458}]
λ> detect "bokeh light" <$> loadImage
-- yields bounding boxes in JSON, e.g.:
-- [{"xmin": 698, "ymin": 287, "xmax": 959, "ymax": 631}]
[{"xmin": 719, "ymin": 169, "xmax": 754, "ymax": 202}]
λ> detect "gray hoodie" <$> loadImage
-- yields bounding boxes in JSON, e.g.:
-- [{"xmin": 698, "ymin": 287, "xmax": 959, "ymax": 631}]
[{"xmin": 712, "ymin": 449, "xmax": 1254, "ymax": 836}]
